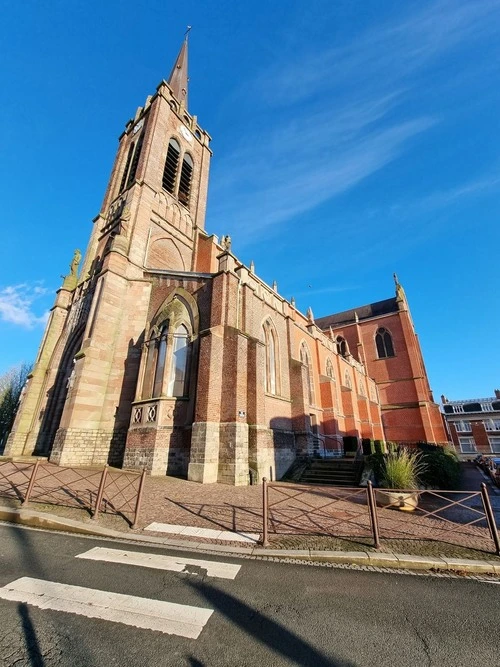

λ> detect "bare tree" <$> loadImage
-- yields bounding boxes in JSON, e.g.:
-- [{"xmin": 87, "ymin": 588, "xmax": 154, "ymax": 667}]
[{"xmin": 0, "ymin": 363, "xmax": 32, "ymax": 450}]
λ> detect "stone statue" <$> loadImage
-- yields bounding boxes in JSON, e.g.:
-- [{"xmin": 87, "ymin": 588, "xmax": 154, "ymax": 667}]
[
  {"xmin": 70, "ymin": 249, "xmax": 82, "ymax": 276},
  {"xmin": 221, "ymin": 235, "xmax": 232, "ymax": 251}
]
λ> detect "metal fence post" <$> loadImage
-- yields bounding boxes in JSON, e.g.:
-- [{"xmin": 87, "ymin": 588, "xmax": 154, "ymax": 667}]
[
  {"xmin": 480, "ymin": 482, "xmax": 500, "ymax": 556},
  {"xmin": 262, "ymin": 477, "xmax": 269, "ymax": 547},
  {"xmin": 93, "ymin": 465, "xmax": 108, "ymax": 520},
  {"xmin": 22, "ymin": 459, "xmax": 40, "ymax": 506},
  {"xmin": 131, "ymin": 468, "xmax": 147, "ymax": 530},
  {"xmin": 366, "ymin": 480, "xmax": 381, "ymax": 549}
]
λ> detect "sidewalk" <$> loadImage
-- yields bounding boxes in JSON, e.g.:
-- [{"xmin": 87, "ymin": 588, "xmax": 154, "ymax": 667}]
[{"xmin": 1, "ymin": 500, "xmax": 500, "ymax": 577}]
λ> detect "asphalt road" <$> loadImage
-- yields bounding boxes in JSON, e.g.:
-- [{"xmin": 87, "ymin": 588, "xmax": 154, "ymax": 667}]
[{"xmin": 0, "ymin": 524, "xmax": 498, "ymax": 667}]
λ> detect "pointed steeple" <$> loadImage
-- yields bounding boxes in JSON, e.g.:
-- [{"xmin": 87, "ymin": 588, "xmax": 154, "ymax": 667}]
[{"xmin": 168, "ymin": 29, "xmax": 190, "ymax": 107}]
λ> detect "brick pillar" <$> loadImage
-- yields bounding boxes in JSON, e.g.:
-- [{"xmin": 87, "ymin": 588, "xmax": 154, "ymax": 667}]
[{"xmin": 188, "ymin": 328, "xmax": 224, "ymax": 483}]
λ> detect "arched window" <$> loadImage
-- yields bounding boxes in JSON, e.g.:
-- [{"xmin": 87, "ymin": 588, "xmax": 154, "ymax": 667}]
[
  {"xmin": 178, "ymin": 153, "xmax": 193, "ymax": 207},
  {"xmin": 344, "ymin": 369, "xmax": 352, "ymax": 390},
  {"xmin": 167, "ymin": 324, "xmax": 190, "ymax": 397},
  {"xmin": 263, "ymin": 320, "xmax": 278, "ymax": 395},
  {"xmin": 336, "ymin": 336, "xmax": 348, "ymax": 358},
  {"xmin": 152, "ymin": 325, "xmax": 168, "ymax": 397},
  {"xmin": 326, "ymin": 358, "xmax": 334, "ymax": 379},
  {"xmin": 162, "ymin": 138, "xmax": 181, "ymax": 194},
  {"xmin": 300, "ymin": 343, "xmax": 315, "ymax": 405},
  {"xmin": 375, "ymin": 327, "xmax": 395, "ymax": 358}
]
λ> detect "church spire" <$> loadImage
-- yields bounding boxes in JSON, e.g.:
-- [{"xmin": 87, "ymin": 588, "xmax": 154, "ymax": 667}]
[{"xmin": 168, "ymin": 28, "xmax": 190, "ymax": 107}]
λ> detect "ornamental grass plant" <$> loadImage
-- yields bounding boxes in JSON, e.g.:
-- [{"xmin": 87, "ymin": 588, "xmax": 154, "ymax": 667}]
[{"xmin": 381, "ymin": 449, "xmax": 426, "ymax": 490}]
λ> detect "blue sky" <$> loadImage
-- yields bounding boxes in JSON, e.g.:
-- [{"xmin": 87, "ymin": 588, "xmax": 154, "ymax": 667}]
[{"xmin": 0, "ymin": 0, "xmax": 499, "ymax": 401}]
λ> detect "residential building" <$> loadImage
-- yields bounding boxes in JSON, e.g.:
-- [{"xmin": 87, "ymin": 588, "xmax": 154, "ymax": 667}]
[{"xmin": 442, "ymin": 391, "xmax": 500, "ymax": 455}]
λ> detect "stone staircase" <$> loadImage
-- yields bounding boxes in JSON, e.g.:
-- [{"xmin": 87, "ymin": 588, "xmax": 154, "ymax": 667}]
[{"xmin": 298, "ymin": 458, "xmax": 363, "ymax": 487}]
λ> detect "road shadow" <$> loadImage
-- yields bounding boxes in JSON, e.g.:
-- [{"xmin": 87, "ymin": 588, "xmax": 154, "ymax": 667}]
[{"xmin": 188, "ymin": 580, "xmax": 356, "ymax": 667}]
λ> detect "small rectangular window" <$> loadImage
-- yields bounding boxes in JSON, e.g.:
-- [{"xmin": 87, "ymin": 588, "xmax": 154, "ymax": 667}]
[{"xmin": 458, "ymin": 437, "xmax": 476, "ymax": 453}]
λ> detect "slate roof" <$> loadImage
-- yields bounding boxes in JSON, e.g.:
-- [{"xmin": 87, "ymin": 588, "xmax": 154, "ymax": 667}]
[{"xmin": 316, "ymin": 297, "xmax": 398, "ymax": 330}]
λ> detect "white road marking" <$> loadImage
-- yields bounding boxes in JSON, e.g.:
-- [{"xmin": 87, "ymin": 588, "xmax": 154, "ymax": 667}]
[
  {"xmin": 145, "ymin": 522, "xmax": 260, "ymax": 543},
  {"xmin": 0, "ymin": 577, "xmax": 213, "ymax": 638},
  {"xmin": 76, "ymin": 547, "xmax": 242, "ymax": 580}
]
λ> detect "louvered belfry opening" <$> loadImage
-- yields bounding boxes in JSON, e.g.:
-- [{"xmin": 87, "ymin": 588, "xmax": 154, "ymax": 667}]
[
  {"xmin": 127, "ymin": 131, "xmax": 145, "ymax": 188},
  {"xmin": 119, "ymin": 142, "xmax": 135, "ymax": 193},
  {"xmin": 162, "ymin": 139, "xmax": 181, "ymax": 193},
  {"xmin": 178, "ymin": 153, "xmax": 193, "ymax": 206}
]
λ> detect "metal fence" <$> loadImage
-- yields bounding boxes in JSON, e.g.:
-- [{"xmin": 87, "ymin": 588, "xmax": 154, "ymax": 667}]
[
  {"xmin": 0, "ymin": 460, "xmax": 146, "ymax": 528},
  {"xmin": 261, "ymin": 478, "xmax": 500, "ymax": 555}
]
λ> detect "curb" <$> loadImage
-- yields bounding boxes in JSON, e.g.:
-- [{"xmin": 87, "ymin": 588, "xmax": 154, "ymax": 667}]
[{"xmin": 1, "ymin": 505, "xmax": 499, "ymax": 576}]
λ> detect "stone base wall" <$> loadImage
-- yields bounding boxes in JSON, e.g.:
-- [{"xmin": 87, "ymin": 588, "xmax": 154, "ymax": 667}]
[
  {"xmin": 124, "ymin": 426, "xmax": 190, "ymax": 476},
  {"xmin": 188, "ymin": 422, "xmax": 220, "ymax": 483},
  {"xmin": 49, "ymin": 428, "xmax": 127, "ymax": 467},
  {"xmin": 3, "ymin": 431, "xmax": 29, "ymax": 457},
  {"xmin": 218, "ymin": 422, "xmax": 249, "ymax": 486}
]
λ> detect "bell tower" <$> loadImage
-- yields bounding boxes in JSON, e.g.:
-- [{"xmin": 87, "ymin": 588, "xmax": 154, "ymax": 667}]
[{"xmin": 5, "ymin": 38, "xmax": 213, "ymax": 465}]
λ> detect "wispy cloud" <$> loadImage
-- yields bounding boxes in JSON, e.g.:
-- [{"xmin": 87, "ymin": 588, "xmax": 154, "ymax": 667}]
[
  {"xmin": 0, "ymin": 283, "xmax": 50, "ymax": 328},
  {"xmin": 209, "ymin": 0, "xmax": 500, "ymax": 244}
]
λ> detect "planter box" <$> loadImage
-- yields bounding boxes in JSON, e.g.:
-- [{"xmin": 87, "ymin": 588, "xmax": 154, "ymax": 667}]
[{"xmin": 376, "ymin": 489, "xmax": 419, "ymax": 512}]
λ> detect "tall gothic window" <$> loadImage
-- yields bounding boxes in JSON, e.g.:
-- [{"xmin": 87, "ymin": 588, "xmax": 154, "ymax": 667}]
[
  {"xmin": 141, "ymin": 294, "xmax": 196, "ymax": 401},
  {"xmin": 178, "ymin": 153, "xmax": 193, "ymax": 206},
  {"xmin": 336, "ymin": 336, "xmax": 348, "ymax": 358},
  {"xmin": 300, "ymin": 343, "xmax": 315, "ymax": 406},
  {"xmin": 167, "ymin": 324, "xmax": 190, "ymax": 397},
  {"xmin": 263, "ymin": 320, "xmax": 278, "ymax": 395},
  {"xmin": 162, "ymin": 138, "xmax": 181, "ymax": 194},
  {"xmin": 375, "ymin": 327, "xmax": 395, "ymax": 358}
]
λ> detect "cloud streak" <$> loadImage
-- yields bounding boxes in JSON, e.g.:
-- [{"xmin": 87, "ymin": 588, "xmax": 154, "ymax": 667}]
[
  {"xmin": 208, "ymin": 0, "xmax": 500, "ymax": 245},
  {"xmin": 0, "ymin": 283, "xmax": 50, "ymax": 328}
]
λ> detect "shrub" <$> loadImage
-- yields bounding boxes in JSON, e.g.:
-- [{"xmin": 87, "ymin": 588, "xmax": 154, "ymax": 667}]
[
  {"xmin": 367, "ymin": 453, "xmax": 386, "ymax": 482},
  {"xmin": 343, "ymin": 436, "xmax": 358, "ymax": 456},
  {"xmin": 417, "ymin": 443, "xmax": 461, "ymax": 489},
  {"xmin": 381, "ymin": 449, "xmax": 426, "ymax": 490},
  {"xmin": 362, "ymin": 438, "xmax": 374, "ymax": 456},
  {"xmin": 386, "ymin": 441, "xmax": 398, "ymax": 455},
  {"xmin": 374, "ymin": 439, "xmax": 386, "ymax": 455}
]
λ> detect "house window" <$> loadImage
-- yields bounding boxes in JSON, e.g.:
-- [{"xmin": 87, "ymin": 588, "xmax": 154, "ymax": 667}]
[
  {"xmin": 162, "ymin": 138, "xmax": 181, "ymax": 193},
  {"xmin": 458, "ymin": 437, "xmax": 476, "ymax": 453},
  {"xmin": 178, "ymin": 153, "xmax": 193, "ymax": 207},
  {"xmin": 375, "ymin": 327, "xmax": 395, "ymax": 358},
  {"xmin": 167, "ymin": 324, "xmax": 190, "ymax": 397},
  {"xmin": 489, "ymin": 437, "xmax": 500, "ymax": 453},
  {"xmin": 455, "ymin": 421, "xmax": 472, "ymax": 433},
  {"xmin": 300, "ymin": 343, "xmax": 315, "ymax": 405},
  {"xmin": 485, "ymin": 419, "xmax": 500, "ymax": 432},
  {"xmin": 263, "ymin": 320, "xmax": 278, "ymax": 395},
  {"xmin": 336, "ymin": 336, "xmax": 348, "ymax": 359}
]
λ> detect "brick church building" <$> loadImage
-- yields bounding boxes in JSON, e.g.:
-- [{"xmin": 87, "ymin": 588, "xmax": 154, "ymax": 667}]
[{"xmin": 5, "ymin": 40, "xmax": 447, "ymax": 484}]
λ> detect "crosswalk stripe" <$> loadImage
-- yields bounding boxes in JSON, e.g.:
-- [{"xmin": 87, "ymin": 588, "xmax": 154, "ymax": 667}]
[
  {"xmin": 75, "ymin": 547, "xmax": 242, "ymax": 580},
  {"xmin": 145, "ymin": 522, "xmax": 260, "ymax": 543},
  {"xmin": 0, "ymin": 577, "xmax": 213, "ymax": 638}
]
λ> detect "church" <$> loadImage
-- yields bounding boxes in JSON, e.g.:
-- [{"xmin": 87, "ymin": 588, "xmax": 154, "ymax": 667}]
[{"xmin": 5, "ymin": 39, "xmax": 447, "ymax": 484}]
